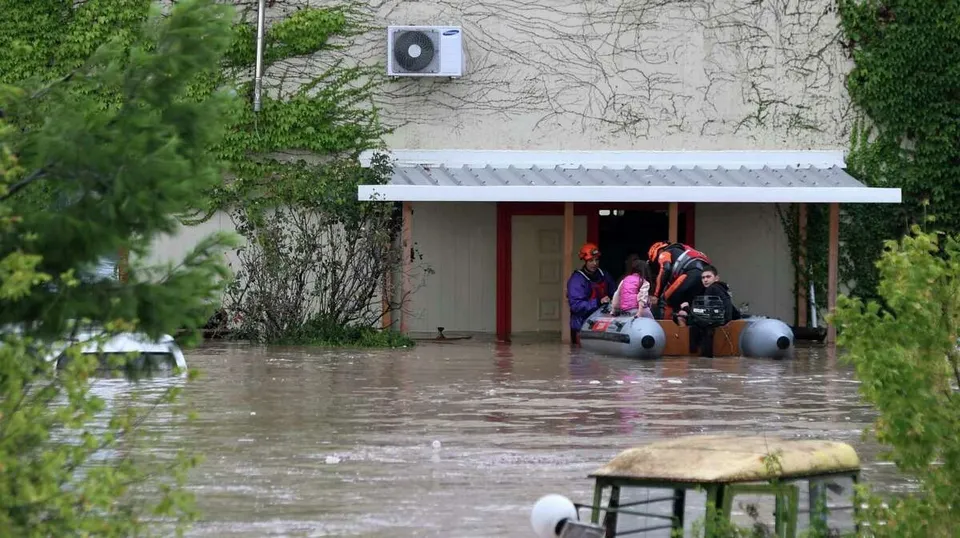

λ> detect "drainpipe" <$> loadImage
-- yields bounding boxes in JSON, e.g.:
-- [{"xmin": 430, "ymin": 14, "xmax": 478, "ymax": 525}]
[{"xmin": 253, "ymin": 0, "xmax": 266, "ymax": 112}]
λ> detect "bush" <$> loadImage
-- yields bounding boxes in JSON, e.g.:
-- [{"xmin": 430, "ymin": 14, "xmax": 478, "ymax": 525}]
[
  {"xmin": 276, "ymin": 317, "xmax": 414, "ymax": 348},
  {"xmin": 832, "ymin": 227, "xmax": 960, "ymax": 537}
]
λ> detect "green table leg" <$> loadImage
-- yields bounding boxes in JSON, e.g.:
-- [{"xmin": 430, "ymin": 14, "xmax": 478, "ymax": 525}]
[
  {"xmin": 672, "ymin": 488, "xmax": 686, "ymax": 535},
  {"xmin": 770, "ymin": 485, "xmax": 799, "ymax": 538},
  {"xmin": 603, "ymin": 486, "xmax": 621, "ymax": 538},
  {"xmin": 809, "ymin": 479, "xmax": 828, "ymax": 533},
  {"xmin": 704, "ymin": 485, "xmax": 727, "ymax": 538},
  {"xmin": 590, "ymin": 481, "xmax": 604, "ymax": 524}
]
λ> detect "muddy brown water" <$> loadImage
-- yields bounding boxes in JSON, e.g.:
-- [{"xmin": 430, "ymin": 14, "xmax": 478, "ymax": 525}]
[{"xmin": 92, "ymin": 338, "xmax": 910, "ymax": 537}]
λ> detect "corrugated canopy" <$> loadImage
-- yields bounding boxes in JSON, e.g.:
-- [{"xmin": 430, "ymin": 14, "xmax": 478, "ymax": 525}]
[{"xmin": 356, "ymin": 150, "xmax": 902, "ymax": 203}]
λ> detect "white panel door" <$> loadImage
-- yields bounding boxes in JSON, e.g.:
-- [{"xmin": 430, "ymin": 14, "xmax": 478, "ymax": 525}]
[{"xmin": 511, "ymin": 215, "xmax": 587, "ymax": 334}]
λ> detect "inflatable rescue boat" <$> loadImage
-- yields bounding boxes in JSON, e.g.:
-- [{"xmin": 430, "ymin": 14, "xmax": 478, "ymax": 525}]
[
  {"xmin": 738, "ymin": 317, "xmax": 794, "ymax": 359},
  {"xmin": 578, "ymin": 309, "xmax": 666, "ymax": 359},
  {"xmin": 580, "ymin": 310, "xmax": 794, "ymax": 360}
]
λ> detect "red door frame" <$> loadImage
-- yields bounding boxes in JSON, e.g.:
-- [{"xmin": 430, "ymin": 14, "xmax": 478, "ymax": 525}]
[{"xmin": 495, "ymin": 202, "xmax": 696, "ymax": 341}]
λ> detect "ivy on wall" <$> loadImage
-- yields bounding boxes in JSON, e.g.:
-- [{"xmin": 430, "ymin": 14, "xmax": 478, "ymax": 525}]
[
  {"xmin": 0, "ymin": 0, "xmax": 150, "ymax": 82},
  {"xmin": 836, "ymin": 0, "xmax": 960, "ymax": 299},
  {"xmin": 777, "ymin": 203, "xmax": 829, "ymax": 325},
  {"xmin": 203, "ymin": 4, "xmax": 386, "ymax": 218},
  {"xmin": 778, "ymin": 0, "xmax": 959, "ymax": 321}
]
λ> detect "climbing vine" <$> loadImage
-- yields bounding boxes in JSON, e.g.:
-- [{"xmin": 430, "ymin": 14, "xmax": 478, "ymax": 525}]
[
  {"xmin": 834, "ymin": 0, "xmax": 960, "ymax": 300},
  {"xmin": 777, "ymin": 0, "xmax": 959, "ymax": 321},
  {"xmin": 193, "ymin": 3, "xmax": 387, "ymax": 219},
  {"xmin": 776, "ymin": 203, "xmax": 830, "ymax": 326},
  {"xmin": 199, "ymin": 3, "xmax": 423, "ymax": 344},
  {"xmin": 0, "ymin": 0, "xmax": 150, "ymax": 83}
]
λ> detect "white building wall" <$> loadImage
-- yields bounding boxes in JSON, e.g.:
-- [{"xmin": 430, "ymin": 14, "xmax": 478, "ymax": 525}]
[
  {"xmin": 405, "ymin": 202, "xmax": 497, "ymax": 333},
  {"xmin": 694, "ymin": 203, "xmax": 795, "ymax": 322},
  {"xmin": 147, "ymin": 1, "xmax": 846, "ymax": 333},
  {"xmin": 306, "ymin": 0, "xmax": 851, "ymax": 151},
  {"xmin": 144, "ymin": 211, "xmax": 240, "ymax": 270}
]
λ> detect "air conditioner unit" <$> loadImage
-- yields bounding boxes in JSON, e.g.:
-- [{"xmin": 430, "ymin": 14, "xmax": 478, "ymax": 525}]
[{"xmin": 387, "ymin": 25, "xmax": 463, "ymax": 78}]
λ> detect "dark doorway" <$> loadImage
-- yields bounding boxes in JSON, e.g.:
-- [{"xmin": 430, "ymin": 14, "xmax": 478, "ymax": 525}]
[{"xmin": 597, "ymin": 209, "xmax": 687, "ymax": 281}]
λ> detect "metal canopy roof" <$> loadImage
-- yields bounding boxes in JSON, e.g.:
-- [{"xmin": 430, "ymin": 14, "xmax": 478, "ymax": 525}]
[{"xmin": 356, "ymin": 150, "xmax": 902, "ymax": 204}]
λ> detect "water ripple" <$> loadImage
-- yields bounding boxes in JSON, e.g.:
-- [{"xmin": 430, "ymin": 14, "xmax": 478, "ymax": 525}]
[{"xmin": 110, "ymin": 340, "xmax": 901, "ymax": 537}]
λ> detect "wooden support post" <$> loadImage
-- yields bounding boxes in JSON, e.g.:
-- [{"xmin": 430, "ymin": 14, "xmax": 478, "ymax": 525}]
[
  {"xmin": 797, "ymin": 203, "xmax": 808, "ymax": 328},
  {"xmin": 496, "ymin": 203, "xmax": 512, "ymax": 342},
  {"xmin": 118, "ymin": 247, "xmax": 129, "ymax": 284},
  {"xmin": 400, "ymin": 201, "xmax": 413, "ymax": 335},
  {"xmin": 561, "ymin": 202, "xmax": 574, "ymax": 343},
  {"xmin": 668, "ymin": 202, "xmax": 679, "ymax": 242},
  {"xmin": 381, "ymin": 270, "xmax": 392, "ymax": 330},
  {"xmin": 827, "ymin": 203, "xmax": 840, "ymax": 344}
]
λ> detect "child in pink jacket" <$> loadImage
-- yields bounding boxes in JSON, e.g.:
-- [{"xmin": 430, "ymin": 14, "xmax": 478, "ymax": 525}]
[{"xmin": 611, "ymin": 254, "xmax": 654, "ymax": 318}]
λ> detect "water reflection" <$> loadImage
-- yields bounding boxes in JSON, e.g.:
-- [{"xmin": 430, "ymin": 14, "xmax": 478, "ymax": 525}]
[{"xmin": 116, "ymin": 339, "xmax": 899, "ymax": 537}]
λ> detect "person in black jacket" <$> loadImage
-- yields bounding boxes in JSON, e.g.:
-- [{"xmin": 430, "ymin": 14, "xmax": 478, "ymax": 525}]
[{"xmin": 675, "ymin": 264, "xmax": 741, "ymax": 357}]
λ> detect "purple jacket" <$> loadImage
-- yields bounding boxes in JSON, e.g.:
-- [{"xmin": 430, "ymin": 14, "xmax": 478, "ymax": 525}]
[{"xmin": 566, "ymin": 268, "xmax": 616, "ymax": 330}]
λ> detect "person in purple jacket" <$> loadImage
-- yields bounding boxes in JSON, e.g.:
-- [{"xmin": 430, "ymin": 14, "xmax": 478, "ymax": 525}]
[{"xmin": 566, "ymin": 242, "xmax": 616, "ymax": 345}]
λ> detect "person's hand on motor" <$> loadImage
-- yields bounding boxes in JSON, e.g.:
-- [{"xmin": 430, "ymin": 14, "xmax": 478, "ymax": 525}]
[{"xmin": 649, "ymin": 296, "xmax": 659, "ymax": 306}]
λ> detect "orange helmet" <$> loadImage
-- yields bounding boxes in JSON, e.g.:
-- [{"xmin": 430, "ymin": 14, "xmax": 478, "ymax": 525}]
[
  {"xmin": 578, "ymin": 243, "xmax": 601, "ymax": 261},
  {"xmin": 648, "ymin": 241, "xmax": 669, "ymax": 262}
]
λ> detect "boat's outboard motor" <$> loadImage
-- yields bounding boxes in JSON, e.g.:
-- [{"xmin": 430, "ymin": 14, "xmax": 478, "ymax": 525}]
[
  {"xmin": 739, "ymin": 317, "xmax": 795, "ymax": 359},
  {"xmin": 688, "ymin": 295, "xmax": 727, "ymax": 328},
  {"xmin": 682, "ymin": 295, "xmax": 731, "ymax": 358},
  {"xmin": 578, "ymin": 309, "xmax": 666, "ymax": 359}
]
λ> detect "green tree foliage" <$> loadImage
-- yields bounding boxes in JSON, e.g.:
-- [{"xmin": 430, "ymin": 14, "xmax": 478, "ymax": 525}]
[
  {"xmin": 0, "ymin": 0, "xmax": 239, "ymax": 534},
  {"xmin": 1, "ymin": 0, "xmax": 414, "ymax": 345},
  {"xmin": 832, "ymin": 228, "xmax": 960, "ymax": 537}
]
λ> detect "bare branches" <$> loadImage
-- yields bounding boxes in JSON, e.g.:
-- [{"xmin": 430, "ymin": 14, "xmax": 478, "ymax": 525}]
[
  {"xmin": 223, "ymin": 198, "xmax": 430, "ymax": 342},
  {"xmin": 0, "ymin": 167, "xmax": 47, "ymax": 202}
]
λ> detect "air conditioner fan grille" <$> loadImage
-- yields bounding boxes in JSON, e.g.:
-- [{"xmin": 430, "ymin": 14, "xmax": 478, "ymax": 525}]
[{"xmin": 393, "ymin": 30, "xmax": 436, "ymax": 72}]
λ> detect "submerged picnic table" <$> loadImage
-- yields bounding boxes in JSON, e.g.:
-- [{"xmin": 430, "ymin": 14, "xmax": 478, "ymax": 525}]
[{"xmin": 585, "ymin": 435, "xmax": 862, "ymax": 538}]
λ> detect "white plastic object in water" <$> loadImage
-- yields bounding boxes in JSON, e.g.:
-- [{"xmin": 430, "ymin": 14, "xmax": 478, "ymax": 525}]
[
  {"xmin": 531, "ymin": 494, "xmax": 578, "ymax": 538},
  {"xmin": 41, "ymin": 329, "xmax": 188, "ymax": 372}
]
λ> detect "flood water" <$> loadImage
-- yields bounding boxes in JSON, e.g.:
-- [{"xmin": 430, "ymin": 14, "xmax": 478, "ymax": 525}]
[{"xmin": 101, "ymin": 338, "xmax": 908, "ymax": 537}]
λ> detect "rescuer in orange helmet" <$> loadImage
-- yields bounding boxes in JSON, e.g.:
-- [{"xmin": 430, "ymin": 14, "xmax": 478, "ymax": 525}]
[
  {"xmin": 566, "ymin": 242, "xmax": 615, "ymax": 345},
  {"xmin": 647, "ymin": 241, "xmax": 712, "ymax": 318}
]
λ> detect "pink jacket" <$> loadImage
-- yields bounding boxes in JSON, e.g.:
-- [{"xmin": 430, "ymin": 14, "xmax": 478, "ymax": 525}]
[{"xmin": 613, "ymin": 274, "xmax": 649, "ymax": 312}]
